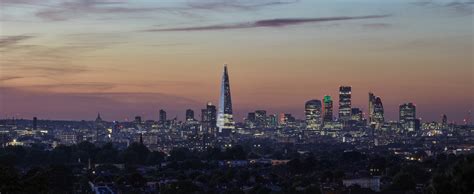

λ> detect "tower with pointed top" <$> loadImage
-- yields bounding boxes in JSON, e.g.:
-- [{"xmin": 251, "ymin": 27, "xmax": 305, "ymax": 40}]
[
  {"xmin": 95, "ymin": 113, "xmax": 103, "ymax": 123},
  {"xmin": 217, "ymin": 65, "xmax": 235, "ymax": 135}
]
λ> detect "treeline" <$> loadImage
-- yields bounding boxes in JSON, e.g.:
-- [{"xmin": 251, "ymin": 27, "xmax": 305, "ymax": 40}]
[
  {"xmin": 0, "ymin": 142, "xmax": 249, "ymax": 167},
  {"xmin": 0, "ymin": 142, "xmax": 473, "ymax": 193}
]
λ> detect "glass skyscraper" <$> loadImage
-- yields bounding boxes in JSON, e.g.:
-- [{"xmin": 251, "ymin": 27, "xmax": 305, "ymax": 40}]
[
  {"xmin": 201, "ymin": 102, "xmax": 217, "ymax": 134},
  {"xmin": 400, "ymin": 103, "xmax": 416, "ymax": 131},
  {"xmin": 305, "ymin": 99, "xmax": 322, "ymax": 130},
  {"xmin": 339, "ymin": 86, "xmax": 352, "ymax": 123},
  {"xmin": 217, "ymin": 65, "xmax": 235, "ymax": 134},
  {"xmin": 323, "ymin": 95, "xmax": 333, "ymax": 123}
]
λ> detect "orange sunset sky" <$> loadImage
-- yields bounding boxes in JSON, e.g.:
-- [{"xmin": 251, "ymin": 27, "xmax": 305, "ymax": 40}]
[{"xmin": 0, "ymin": 0, "xmax": 473, "ymax": 122}]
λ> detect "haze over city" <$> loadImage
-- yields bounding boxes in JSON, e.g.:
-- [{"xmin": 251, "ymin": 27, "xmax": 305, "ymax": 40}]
[{"xmin": 0, "ymin": 0, "xmax": 472, "ymax": 122}]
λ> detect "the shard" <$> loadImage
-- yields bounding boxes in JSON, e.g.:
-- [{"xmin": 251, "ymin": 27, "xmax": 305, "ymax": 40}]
[{"xmin": 217, "ymin": 65, "xmax": 235, "ymax": 134}]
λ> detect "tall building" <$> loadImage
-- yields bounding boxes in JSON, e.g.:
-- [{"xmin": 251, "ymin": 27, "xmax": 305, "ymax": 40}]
[
  {"xmin": 159, "ymin": 109, "xmax": 167, "ymax": 124},
  {"xmin": 305, "ymin": 99, "xmax": 322, "ymax": 130},
  {"xmin": 186, "ymin": 109, "xmax": 195, "ymax": 121},
  {"xmin": 134, "ymin": 116, "xmax": 142, "ymax": 125},
  {"xmin": 246, "ymin": 112, "xmax": 256, "ymax": 129},
  {"xmin": 351, "ymin": 108, "xmax": 363, "ymax": 122},
  {"xmin": 278, "ymin": 113, "xmax": 295, "ymax": 127},
  {"xmin": 373, "ymin": 97, "xmax": 384, "ymax": 129},
  {"xmin": 217, "ymin": 65, "xmax": 235, "ymax": 134},
  {"xmin": 95, "ymin": 113, "xmax": 103, "ymax": 123},
  {"xmin": 441, "ymin": 114, "xmax": 448, "ymax": 129},
  {"xmin": 368, "ymin": 92, "xmax": 376, "ymax": 123},
  {"xmin": 32, "ymin": 117, "xmax": 37, "ymax": 130},
  {"xmin": 201, "ymin": 102, "xmax": 217, "ymax": 134},
  {"xmin": 267, "ymin": 114, "xmax": 278, "ymax": 128},
  {"xmin": 339, "ymin": 86, "xmax": 352, "ymax": 123},
  {"xmin": 399, "ymin": 103, "xmax": 416, "ymax": 131},
  {"xmin": 323, "ymin": 95, "xmax": 333, "ymax": 122},
  {"xmin": 255, "ymin": 110, "xmax": 267, "ymax": 129}
]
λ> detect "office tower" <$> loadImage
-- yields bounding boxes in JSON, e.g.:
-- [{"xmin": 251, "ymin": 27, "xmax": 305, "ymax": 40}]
[
  {"xmin": 112, "ymin": 121, "xmax": 120, "ymax": 135},
  {"xmin": 255, "ymin": 110, "xmax": 267, "ymax": 128},
  {"xmin": 339, "ymin": 86, "xmax": 352, "ymax": 122},
  {"xmin": 368, "ymin": 92, "xmax": 376, "ymax": 123},
  {"xmin": 373, "ymin": 97, "xmax": 384, "ymax": 129},
  {"xmin": 159, "ymin": 109, "xmax": 167, "ymax": 124},
  {"xmin": 135, "ymin": 116, "xmax": 142, "ymax": 125},
  {"xmin": 267, "ymin": 114, "xmax": 278, "ymax": 128},
  {"xmin": 246, "ymin": 112, "xmax": 256, "ymax": 128},
  {"xmin": 323, "ymin": 95, "xmax": 333, "ymax": 122},
  {"xmin": 351, "ymin": 108, "xmax": 363, "ymax": 122},
  {"xmin": 247, "ymin": 112, "xmax": 256, "ymax": 123},
  {"xmin": 95, "ymin": 113, "xmax": 103, "ymax": 123},
  {"xmin": 278, "ymin": 113, "xmax": 295, "ymax": 127},
  {"xmin": 442, "ymin": 114, "xmax": 448, "ymax": 129},
  {"xmin": 399, "ymin": 103, "xmax": 416, "ymax": 131},
  {"xmin": 217, "ymin": 65, "xmax": 235, "ymax": 134},
  {"xmin": 32, "ymin": 117, "xmax": 37, "ymax": 130},
  {"xmin": 284, "ymin": 114, "xmax": 296, "ymax": 126},
  {"xmin": 278, "ymin": 113, "xmax": 286, "ymax": 126},
  {"xmin": 305, "ymin": 99, "xmax": 322, "ymax": 130},
  {"xmin": 201, "ymin": 102, "xmax": 217, "ymax": 134},
  {"xmin": 186, "ymin": 109, "xmax": 194, "ymax": 121}
]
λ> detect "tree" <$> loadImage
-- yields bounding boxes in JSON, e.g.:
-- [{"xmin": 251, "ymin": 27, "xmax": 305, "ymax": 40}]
[
  {"xmin": 146, "ymin": 151, "xmax": 166, "ymax": 165},
  {"xmin": 391, "ymin": 172, "xmax": 416, "ymax": 191},
  {"xmin": 0, "ymin": 166, "xmax": 21, "ymax": 193}
]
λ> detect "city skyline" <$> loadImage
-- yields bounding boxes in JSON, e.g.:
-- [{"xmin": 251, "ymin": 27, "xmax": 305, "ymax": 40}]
[{"xmin": 0, "ymin": 0, "xmax": 473, "ymax": 122}]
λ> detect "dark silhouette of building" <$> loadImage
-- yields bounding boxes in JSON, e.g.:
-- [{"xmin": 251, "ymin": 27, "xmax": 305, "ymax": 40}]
[
  {"xmin": 368, "ymin": 92, "xmax": 376, "ymax": 123},
  {"xmin": 246, "ymin": 112, "xmax": 256, "ymax": 128},
  {"xmin": 186, "ymin": 109, "xmax": 195, "ymax": 121},
  {"xmin": 135, "ymin": 116, "xmax": 142, "ymax": 125},
  {"xmin": 159, "ymin": 109, "xmax": 167, "ymax": 124},
  {"xmin": 32, "ymin": 117, "xmax": 37, "ymax": 130}
]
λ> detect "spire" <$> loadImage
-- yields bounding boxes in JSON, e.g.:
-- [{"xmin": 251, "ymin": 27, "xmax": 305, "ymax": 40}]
[
  {"xmin": 217, "ymin": 64, "xmax": 235, "ymax": 134},
  {"xmin": 96, "ymin": 113, "xmax": 102, "ymax": 122}
]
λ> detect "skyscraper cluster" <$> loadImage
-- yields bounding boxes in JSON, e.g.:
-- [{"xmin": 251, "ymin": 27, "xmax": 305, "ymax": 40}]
[{"xmin": 154, "ymin": 66, "xmax": 425, "ymax": 136}]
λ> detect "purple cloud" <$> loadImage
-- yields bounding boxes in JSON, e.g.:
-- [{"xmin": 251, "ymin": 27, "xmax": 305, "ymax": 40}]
[
  {"xmin": 144, "ymin": 15, "xmax": 389, "ymax": 32},
  {"xmin": 186, "ymin": 0, "xmax": 298, "ymax": 10},
  {"xmin": 413, "ymin": 0, "xmax": 474, "ymax": 15},
  {"xmin": 0, "ymin": 35, "xmax": 35, "ymax": 48}
]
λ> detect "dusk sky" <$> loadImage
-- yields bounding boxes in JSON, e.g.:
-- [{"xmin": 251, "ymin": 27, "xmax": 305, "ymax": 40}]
[{"xmin": 0, "ymin": 0, "xmax": 473, "ymax": 122}]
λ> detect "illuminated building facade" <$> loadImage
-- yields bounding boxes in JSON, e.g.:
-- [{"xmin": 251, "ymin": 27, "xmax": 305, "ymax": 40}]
[
  {"xmin": 323, "ymin": 95, "xmax": 333, "ymax": 123},
  {"xmin": 201, "ymin": 102, "xmax": 217, "ymax": 134},
  {"xmin": 351, "ymin": 108, "xmax": 363, "ymax": 122},
  {"xmin": 339, "ymin": 86, "xmax": 352, "ymax": 123},
  {"xmin": 399, "ymin": 103, "xmax": 416, "ymax": 131},
  {"xmin": 305, "ymin": 99, "xmax": 322, "ymax": 130},
  {"xmin": 217, "ymin": 65, "xmax": 235, "ymax": 135},
  {"xmin": 373, "ymin": 97, "xmax": 385, "ymax": 129},
  {"xmin": 255, "ymin": 110, "xmax": 267, "ymax": 129}
]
